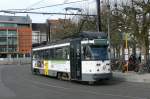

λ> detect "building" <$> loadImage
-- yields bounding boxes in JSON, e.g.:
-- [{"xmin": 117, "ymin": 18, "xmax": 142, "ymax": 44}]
[
  {"xmin": 47, "ymin": 19, "xmax": 73, "ymax": 42},
  {"xmin": 32, "ymin": 23, "xmax": 47, "ymax": 44},
  {"xmin": 0, "ymin": 15, "xmax": 32, "ymax": 58},
  {"xmin": 47, "ymin": 19, "xmax": 64, "ymax": 42},
  {"xmin": 32, "ymin": 19, "xmax": 71, "ymax": 47}
]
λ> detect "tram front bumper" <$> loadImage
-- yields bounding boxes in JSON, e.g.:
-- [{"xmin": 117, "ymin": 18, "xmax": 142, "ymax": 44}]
[{"xmin": 82, "ymin": 73, "xmax": 112, "ymax": 81}]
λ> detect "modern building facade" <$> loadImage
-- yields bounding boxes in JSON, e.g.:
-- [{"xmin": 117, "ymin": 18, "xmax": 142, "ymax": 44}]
[{"xmin": 0, "ymin": 15, "xmax": 32, "ymax": 58}]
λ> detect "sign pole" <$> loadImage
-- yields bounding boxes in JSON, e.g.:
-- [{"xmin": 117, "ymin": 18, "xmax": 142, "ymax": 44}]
[{"xmin": 125, "ymin": 33, "xmax": 128, "ymax": 72}]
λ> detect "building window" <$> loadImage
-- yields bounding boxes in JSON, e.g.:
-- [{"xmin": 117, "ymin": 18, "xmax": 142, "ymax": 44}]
[
  {"xmin": 8, "ymin": 31, "xmax": 17, "ymax": 37},
  {"xmin": 0, "ymin": 38, "xmax": 7, "ymax": 45},
  {"xmin": 0, "ymin": 31, "xmax": 6, "ymax": 37},
  {"xmin": 0, "ymin": 23, "xmax": 17, "ymax": 27}
]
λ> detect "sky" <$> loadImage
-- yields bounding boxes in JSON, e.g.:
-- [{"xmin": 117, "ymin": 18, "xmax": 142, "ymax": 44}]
[{"xmin": 0, "ymin": 0, "xmax": 96, "ymax": 23}]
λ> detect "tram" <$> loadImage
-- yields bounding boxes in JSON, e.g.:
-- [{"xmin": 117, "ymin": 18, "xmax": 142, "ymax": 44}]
[{"xmin": 31, "ymin": 32, "xmax": 112, "ymax": 82}]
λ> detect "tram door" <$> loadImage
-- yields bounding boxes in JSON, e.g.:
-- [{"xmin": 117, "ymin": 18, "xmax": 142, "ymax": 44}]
[{"xmin": 70, "ymin": 39, "xmax": 82, "ymax": 80}]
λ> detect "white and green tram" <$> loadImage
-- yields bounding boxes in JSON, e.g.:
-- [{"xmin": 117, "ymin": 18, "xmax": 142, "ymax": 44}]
[{"xmin": 31, "ymin": 32, "xmax": 112, "ymax": 82}]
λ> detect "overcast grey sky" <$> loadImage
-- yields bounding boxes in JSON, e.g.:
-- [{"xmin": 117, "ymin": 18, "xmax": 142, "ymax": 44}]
[{"xmin": 0, "ymin": 0, "xmax": 96, "ymax": 23}]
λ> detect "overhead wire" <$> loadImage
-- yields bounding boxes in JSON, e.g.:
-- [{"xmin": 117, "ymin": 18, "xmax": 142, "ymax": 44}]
[
  {"xmin": 0, "ymin": 0, "xmax": 95, "ymax": 17},
  {"xmin": 23, "ymin": 0, "xmax": 89, "ymax": 11},
  {"xmin": 4, "ymin": 0, "xmax": 89, "ymax": 13},
  {"xmin": 25, "ymin": 0, "xmax": 47, "ymax": 11},
  {"xmin": 6, "ymin": 0, "xmax": 47, "ymax": 11},
  {"xmin": 0, "ymin": 10, "xmax": 96, "ymax": 16}
]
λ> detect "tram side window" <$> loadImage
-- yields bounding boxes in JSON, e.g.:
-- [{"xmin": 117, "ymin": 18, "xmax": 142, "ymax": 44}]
[
  {"xmin": 52, "ymin": 47, "xmax": 69, "ymax": 60},
  {"xmin": 54, "ymin": 48, "xmax": 61, "ymax": 59},
  {"xmin": 62, "ymin": 47, "xmax": 69, "ymax": 60},
  {"xmin": 33, "ymin": 51, "xmax": 39, "ymax": 59},
  {"xmin": 49, "ymin": 49, "xmax": 54, "ymax": 59},
  {"xmin": 43, "ymin": 49, "xmax": 49, "ymax": 60},
  {"xmin": 83, "ymin": 46, "xmax": 92, "ymax": 60},
  {"xmin": 39, "ymin": 50, "xmax": 44, "ymax": 59},
  {"xmin": 33, "ymin": 50, "xmax": 42, "ymax": 59},
  {"xmin": 37, "ymin": 51, "xmax": 41, "ymax": 59}
]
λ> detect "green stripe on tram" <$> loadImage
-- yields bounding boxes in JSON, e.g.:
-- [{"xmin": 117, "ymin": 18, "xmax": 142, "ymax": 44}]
[{"xmin": 51, "ymin": 60, "xmax": 67, "ymax": 64}]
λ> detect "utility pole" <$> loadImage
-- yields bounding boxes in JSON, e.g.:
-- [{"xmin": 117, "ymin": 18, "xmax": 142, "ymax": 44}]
[
  {"xmin": 107, "ymin": 0, "xmax": 111, "ymax": 58},
  {"xmin": 107, "ymin": 0, "xmax": 110, "ymax": 44},
  {"xmin": 96, "ymin": 0, "xmax": 102, "ymax": 32},
  {"xmin": 46, "ymin": 20, "xmax": 51, "ymax": 42}
]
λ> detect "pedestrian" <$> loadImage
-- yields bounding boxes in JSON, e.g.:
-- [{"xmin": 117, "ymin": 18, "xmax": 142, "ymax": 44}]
[{"xmin": 138, "ymin": 55, "xmax": 141, "ymax": 63}]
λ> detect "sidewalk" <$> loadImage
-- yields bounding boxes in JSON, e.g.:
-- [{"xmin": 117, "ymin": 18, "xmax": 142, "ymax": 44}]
[{"xmin": 113, "ymin": 71, "xmax": 150, "ymax": 83}]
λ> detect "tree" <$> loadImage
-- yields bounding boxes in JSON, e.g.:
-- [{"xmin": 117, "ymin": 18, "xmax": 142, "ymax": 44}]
[
  {"xmin": 125, "ymin": 0, "xmax": 150, "ymax": 62},
  {"xmin": 107, "ymin": 0, "xmax": 150, "ymax": 62}
]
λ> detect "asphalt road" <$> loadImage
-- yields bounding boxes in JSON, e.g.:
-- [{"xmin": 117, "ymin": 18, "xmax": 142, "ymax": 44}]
[{"xmin": 0, "ymin": 64, "xmax": 150, "ymax": 99}]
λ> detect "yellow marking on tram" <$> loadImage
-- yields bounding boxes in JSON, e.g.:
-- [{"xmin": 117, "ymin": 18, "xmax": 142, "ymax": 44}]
[{"xmin": 44, "ymin": 60, "xmax": 49, "ymax": 75}]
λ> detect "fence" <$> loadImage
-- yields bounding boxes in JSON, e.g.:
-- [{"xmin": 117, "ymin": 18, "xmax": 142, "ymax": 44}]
[
  {"xmin": 111, "ymin": 59, "xmax": 150, "ymax": 73},
  {"xmin": 0, "ymin": 58, "xmax": 31, "ymax": 65}
]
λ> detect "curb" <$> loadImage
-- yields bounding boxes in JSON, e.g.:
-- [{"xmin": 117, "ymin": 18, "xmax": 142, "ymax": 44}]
[{"xmin": 112, "ymin": 72, "xmax": 150, "ymax": 83}]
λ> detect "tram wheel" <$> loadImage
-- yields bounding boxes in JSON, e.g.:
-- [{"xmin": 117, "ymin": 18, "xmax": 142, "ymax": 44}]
[
  {"xmin": 57, "ymin": 72, "xmax": 62, "ymax": 80},
  {"xmin": 32, "ymin": 69, "xmax": 40, "ymax": 75},
  {"xmin": 88, "ymin": 81, "xmax": 94, "ymax": 85}
]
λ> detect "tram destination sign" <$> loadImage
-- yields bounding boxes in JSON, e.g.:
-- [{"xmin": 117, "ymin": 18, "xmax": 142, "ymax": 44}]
[{"xmin": 94, "ymin": 39, "xmax": 108, "ymax": 45}]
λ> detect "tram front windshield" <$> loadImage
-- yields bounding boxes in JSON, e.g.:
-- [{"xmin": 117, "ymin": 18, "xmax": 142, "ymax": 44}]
[
  {"xmin": 85, "ymin": 45, "xmax": 108, "ymax": 60},
  {"xmin": 90, "ymin": 45, "xmax": 108, "ymax": 60}
]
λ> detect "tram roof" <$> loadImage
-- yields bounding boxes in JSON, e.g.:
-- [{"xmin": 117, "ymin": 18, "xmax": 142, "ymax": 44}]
[
  {"xmin": 32, "ymin": 32, "xmax": 108, "ymax": 51},
  {"xmin": 80, "ymin": 31, "xmax": 107, "ymax": 39}
]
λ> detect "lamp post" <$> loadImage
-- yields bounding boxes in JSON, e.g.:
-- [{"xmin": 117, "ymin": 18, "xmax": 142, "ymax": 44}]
[{"xmin": 46, "ymin": 20, "xmax": 51, "ymax": 42}]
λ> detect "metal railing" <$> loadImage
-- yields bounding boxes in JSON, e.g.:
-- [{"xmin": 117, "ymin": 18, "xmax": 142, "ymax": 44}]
[
  {"xmin": 111, "ymin": 59, "xmax": 150, "ymax": 73},
  {"xmin": 0, "ymin": 57, "xmax": 31, "ymax": 65}
]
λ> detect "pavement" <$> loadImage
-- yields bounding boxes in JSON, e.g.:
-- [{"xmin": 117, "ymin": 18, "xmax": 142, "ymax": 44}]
[{"xmin": 113, "ymin": 71, "xmax": 150, "ymax": 83}]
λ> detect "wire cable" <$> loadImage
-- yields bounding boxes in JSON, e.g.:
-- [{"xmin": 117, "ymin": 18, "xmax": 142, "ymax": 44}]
[
  {"xmin": 23, "ymin": 0, "xmax": 88, "ymax": 11},
  {"xmin": 25, "ymin": 0, "xmax": 47, "ymax": 11},
  {"xmin": 5, "ymin": 0, "xmax": 88, "ymax": 12}
]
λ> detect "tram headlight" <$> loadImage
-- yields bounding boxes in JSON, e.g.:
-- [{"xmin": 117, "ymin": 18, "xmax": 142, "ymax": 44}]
[{"xmin": 96, "ymin": 63, "xmax": 101, "ymax": 66}]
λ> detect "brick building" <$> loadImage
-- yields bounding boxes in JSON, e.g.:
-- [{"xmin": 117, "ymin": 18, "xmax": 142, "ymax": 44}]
[{"xmin": 0, "ymin": 15, "xmax": 32, "ymax": 58}]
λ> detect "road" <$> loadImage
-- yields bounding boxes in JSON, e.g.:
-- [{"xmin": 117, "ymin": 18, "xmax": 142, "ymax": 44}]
[{"xmin": 0, "ymin": 64, "xmax": 150, "ymax": 99}]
